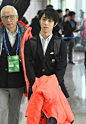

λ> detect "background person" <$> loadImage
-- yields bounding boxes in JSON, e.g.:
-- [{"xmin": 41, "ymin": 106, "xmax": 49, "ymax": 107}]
[
  {"xmin": 53, "ymin": 9, "xmax": 63, "ymax": 37},
  {"xmin": 29, "ymin": 10, "xmax": 41, "ymax": 36},
  {"xmin": 63, "ymin": 8, "xmax": 70, "ymax": 21},
  {"xmin": 64, "ymin": 11, "xmax": 78, "ymax": 64}
]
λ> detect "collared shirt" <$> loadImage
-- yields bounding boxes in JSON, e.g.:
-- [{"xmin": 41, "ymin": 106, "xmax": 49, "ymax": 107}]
[
  {"xmin": 6, "ymin": 25, "xmax": 18, "ymax": 47},
  {"xmin": 39, "ymin": 32, "xmax": 53, "ymax": 55}
]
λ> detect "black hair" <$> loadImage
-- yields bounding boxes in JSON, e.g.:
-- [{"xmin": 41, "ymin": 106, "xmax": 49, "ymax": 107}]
[
  {"xmin": 65, "ymin": 8, "xmax": 69, "ymax": 12},
  {"xmin": 46, "ymin": 4, "xmax": 53, "ymax": 9},
  {"xmin": 69, "ymin": 11, "xmax": 76, "ymax": 16},
  {"xmin": 69, "ymin": 11, "xmax": 76, "ymax": 17},
  {"xmin": 57, "ymin": 9, "xmax": 62, "ymax": 13},
  {"xmin": 37, "ymin": 10, "xmax": 42, "ymax": 16},
  {"xmin": 39, "ymin": 8, "xmax": 59, "ymax": 25}
]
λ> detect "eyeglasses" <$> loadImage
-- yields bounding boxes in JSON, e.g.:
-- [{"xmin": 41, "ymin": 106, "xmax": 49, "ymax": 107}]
[{"xmin": 1, "ymin": 15, "xmax": 16, "ymax": 20}]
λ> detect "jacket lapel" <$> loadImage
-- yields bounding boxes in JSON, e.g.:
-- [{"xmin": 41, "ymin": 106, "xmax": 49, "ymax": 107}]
[
  {"xmin": 10, "ymin": 34, "xmax": 18, "ymax": 55},
  {"xmin": 44, "ymin": 36, "xmax": 54, "ymax": 62},
  {"xmin": 5, "ymin": 30, "xmax": 12, "ymax": 52},
  {"xmin": 37, "ymin": 36, "xmax": 44, "ymax": 62}
]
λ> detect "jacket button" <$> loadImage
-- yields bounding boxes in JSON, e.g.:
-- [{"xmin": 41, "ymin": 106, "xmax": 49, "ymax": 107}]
[
  {"xmin": 5, "ymin": 68, "xmax": 7, "ymax": 71},
  {"xmin": 42, "ymin": 69, "xmax": 45, "ymax": 72}
]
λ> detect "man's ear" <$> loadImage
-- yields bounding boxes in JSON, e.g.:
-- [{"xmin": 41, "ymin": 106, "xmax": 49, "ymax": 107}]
[
  {"xmin": 54, "ymin": 22, "xmax": 58, "ymax": 27},
  {"xmin": 16, "ymin": 15, "xmax": 19, "ymax": 21}
]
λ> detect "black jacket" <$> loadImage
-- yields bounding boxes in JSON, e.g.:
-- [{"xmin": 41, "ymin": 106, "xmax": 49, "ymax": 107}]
[{"xmin": 24, "ymin": 35, "xmax": 69, "ymax": 98}]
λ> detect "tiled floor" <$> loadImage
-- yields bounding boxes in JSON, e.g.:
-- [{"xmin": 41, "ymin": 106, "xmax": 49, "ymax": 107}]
[{"xmin": 19, "ymin": 51, "xmax": 86, "ymax": 124}]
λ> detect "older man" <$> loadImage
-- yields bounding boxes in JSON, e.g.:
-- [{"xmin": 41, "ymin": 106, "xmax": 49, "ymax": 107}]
[{"xmin": 0, "ymin": 5, "xmax": 27, "ymax": 124}]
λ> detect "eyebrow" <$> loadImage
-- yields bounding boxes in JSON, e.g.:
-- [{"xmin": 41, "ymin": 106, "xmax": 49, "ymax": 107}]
[{"xmin": 42, "ymin": 16, "xmax": 53, "ymax": 20}]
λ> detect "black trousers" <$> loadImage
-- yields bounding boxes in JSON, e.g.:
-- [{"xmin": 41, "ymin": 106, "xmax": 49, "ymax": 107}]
[{"xmin": 65, "ymin": 39, "xmax": 75, "ymax": 62}]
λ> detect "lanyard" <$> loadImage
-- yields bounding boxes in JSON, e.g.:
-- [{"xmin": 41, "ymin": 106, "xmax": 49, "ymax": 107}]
[
  {"xmin": 60, "ymin": 36, "xmax": 75, "ymax": 39},
  {"xmin": 3, "ymin": 26, "xmax": 20, "ymax": 55}
]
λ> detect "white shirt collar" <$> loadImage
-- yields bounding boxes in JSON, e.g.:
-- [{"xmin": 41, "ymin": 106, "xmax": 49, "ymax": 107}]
[
  {"xmin": 39, "ymin": 32, "xmax": 53, "ymax": 55},
  {"xmin": 5, "ymin": 25, "xmax": 18, "ymax": 47},
  {"xmin": 39, "ymin": 32, "xmax": 53, "ymax": 43}
]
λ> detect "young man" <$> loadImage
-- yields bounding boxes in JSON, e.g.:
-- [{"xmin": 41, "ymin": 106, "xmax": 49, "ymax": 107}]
[
  {"xmin": 24, "ymin": 8, "xmax": 69, "ymax": 99},
  {"xmin": 66, "ymin": 11, "xmax": 78, "ymax": 64},
  {"xmin": 29, "ymin": 10, "xmax": 41, "ymax": 36},
  {"xmin": 57, "ymin": 9, "xmax": 63, "ymax": 28},
  {"xmin": 0, "ymin": 5, "xmax": 27, "ymax": 124},
  {"xmin": 24, "ymin": 8, "xmax": 74, "ymax": 124},
  {"xmin": 63, "ymin": 8, "xmax": 70, "ymax": 21}
]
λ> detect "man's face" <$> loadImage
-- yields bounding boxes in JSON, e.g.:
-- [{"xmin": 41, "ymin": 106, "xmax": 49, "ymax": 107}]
[
  {"xmin": 1, "ymin": 8, "xmax": 18, "ymax": 31},
  {"xmin": 59, "ymin": 12, "xmax": 62, "ymax": 19},
  {"xmin": 40, "ymin": 14, "xmax": 55, "ymax": 35},
  {"xmin": 71, "ymin": 14, "xmax": 75, "ymax": 20},
  {"xmin": 66, "ymin": 10, "xmax": 69, "ymax": 15}
]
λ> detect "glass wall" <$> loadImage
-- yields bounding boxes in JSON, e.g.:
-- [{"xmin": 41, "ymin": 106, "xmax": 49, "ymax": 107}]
[
  {"xmin": 47, "ymin": 0, "xmax": 51, "ymax": 5},
  {"xmin": 82, "ymin": 0, "xmax": 86, "ymax": 18},
  {"xmin": 66, "ymin": 0, "xmax": 75, "ymax": 11},
  {"xmin": 47, "ymin": 0, "xmax": 75, "ymax": 12},
  {"xmin": 47, "ymin": 0, "xmax": 61, "ymax": 9},
  {"xmin": 47, "ymin": 0, "xmax": 86, "ymax": 19},
  {"xmin": 47, "ymin": 0, "xmax": 86, "ymax": 18}
]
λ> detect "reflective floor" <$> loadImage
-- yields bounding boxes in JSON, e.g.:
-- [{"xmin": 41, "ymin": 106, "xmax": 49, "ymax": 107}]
[
  {"xmin": 65, "ymin": 51, "xmax": 86, "ymax": 124},
  {"xmin": 19, "ymin": 51, "xmax": 86, "ymax": 124}
]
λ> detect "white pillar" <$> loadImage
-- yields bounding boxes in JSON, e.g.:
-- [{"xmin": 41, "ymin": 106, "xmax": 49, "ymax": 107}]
[
  {"xmin": 24, "ymin": 0, "xmax": 43, "ymax": 24},
  {"xmin": 51, "ymin": 0, "xmax": 59, "ymax": 9}
]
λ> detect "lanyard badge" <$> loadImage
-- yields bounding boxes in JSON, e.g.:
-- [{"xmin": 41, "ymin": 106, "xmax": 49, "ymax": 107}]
[
  {"xmin": 3, "ymin": 27, "xmax": 20, "ymax": 73},
  {"xmin": 8, "ymin": 55, "xmax": 20, "ymax": 72}
]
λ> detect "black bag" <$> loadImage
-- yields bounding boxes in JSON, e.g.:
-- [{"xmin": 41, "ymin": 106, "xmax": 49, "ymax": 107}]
[{"xmin": 0, "ymin": 0, "xmax": 31, "ymax": 19}]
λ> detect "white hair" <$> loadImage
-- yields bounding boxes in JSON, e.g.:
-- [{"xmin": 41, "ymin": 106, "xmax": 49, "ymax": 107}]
[{"xmin": 1, "ymin": 5, "xmax": 18, "ymax": 17}]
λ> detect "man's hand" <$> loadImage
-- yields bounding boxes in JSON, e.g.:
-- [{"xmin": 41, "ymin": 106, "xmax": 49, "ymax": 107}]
[
  {"xmin": 75, "ymin": 25, "xmax": 78, "ymax": 29},
  {"xmin": 79, "ymin": 26, "xmax": 83, "ymax": 29}
]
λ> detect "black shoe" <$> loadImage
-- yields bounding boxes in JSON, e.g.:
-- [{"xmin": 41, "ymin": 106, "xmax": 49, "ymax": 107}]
[{"xmin": 68, "ymin": 61, "xmax": 75, "ymax": 64}]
